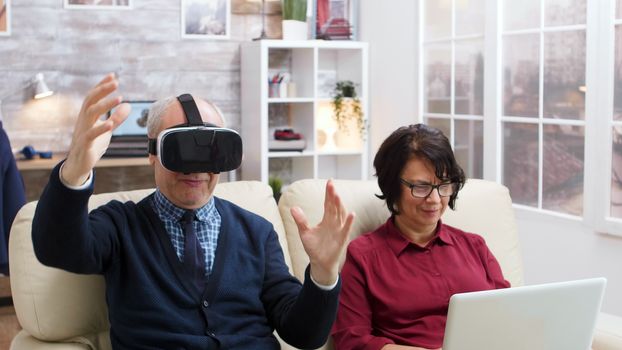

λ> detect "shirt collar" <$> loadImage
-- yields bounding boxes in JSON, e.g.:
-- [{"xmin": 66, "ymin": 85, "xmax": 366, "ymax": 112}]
[
  {"xmin": 153, "ymin": 189, "xmax": 216, "ymax": 222},
  {"xmin": 384, "ymin": 217, "xmax": 455, "ymax": 256}
]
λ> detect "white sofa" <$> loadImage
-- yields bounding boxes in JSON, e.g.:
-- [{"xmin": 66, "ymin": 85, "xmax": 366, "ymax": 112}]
[{"xmin": 9, "ymin": 179, "xmax": 622, "ymax": 349}]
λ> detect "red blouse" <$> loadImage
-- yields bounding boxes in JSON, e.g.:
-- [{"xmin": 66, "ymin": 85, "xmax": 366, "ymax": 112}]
[{"xmin": 331, "ymin": 218, "xmax": 510, "ymax": 350}]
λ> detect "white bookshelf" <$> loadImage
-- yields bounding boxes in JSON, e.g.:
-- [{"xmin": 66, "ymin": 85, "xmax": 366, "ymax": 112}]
[{"xmin": 240, "ymin": 40, "xmax": 369, "ymax": 186}]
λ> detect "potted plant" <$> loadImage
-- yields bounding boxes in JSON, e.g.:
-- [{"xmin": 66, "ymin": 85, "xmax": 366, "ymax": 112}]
[
  {"xmin": 332, "ymin": 80, "xmax": 365, "ymax": 137},
  {"xmin": 268, "ymin": 176, "xmax": 283, "ymax": 202},
  {"xmin": 281, "ymin": 0, "xmax": 307, "ymax": 40}
]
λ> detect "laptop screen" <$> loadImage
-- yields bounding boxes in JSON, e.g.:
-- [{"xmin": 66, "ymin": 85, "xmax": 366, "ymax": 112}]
[{"xmin": 109, "ymin": 100, "xmax": 154, "ymax": 137}]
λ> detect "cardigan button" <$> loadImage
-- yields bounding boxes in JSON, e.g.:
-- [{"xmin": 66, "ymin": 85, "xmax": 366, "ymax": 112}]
[{"xmin": 203, "ymin": 300, "xmax": 209, "ymax": 308}]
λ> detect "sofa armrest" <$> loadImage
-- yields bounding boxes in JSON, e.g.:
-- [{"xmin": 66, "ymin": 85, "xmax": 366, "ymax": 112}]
[{"xmin": 593, "ymin": 312, "xmax": 622, "ymax": 350}]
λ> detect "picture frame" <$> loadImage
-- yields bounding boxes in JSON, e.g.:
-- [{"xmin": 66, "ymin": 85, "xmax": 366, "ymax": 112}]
[
  {"xmin": 109, "ymin": 101, "xmax": 154, "ymax": 137},
  {"xmin": 63, "ymin": 0, "xmax": 132, "ymax": 10},
  {"xmin": 181, "ymin": 0, "xmax": 231, "ymax": 40},
  {"xmin": 0, "ymin": 0, "xmax": 10, "ymax": 36}
]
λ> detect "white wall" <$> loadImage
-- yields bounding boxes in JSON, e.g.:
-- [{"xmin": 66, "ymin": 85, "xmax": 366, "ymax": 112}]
[
  {"xmin": 359, "ymin": 0, "xmax": 418, "ymax": 177},
  {"xmin": 517, "ymin": 209, "xmax": 622, "ymax": 316},
  {"xmin": 359, "ymin": 1, "xmax": 622, "ymax": 316}
]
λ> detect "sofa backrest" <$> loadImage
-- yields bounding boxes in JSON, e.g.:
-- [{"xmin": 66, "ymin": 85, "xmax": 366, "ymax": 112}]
[
  {"xmin": 9, "ymin": 181, "xmax": 287, "ymax": 349},
  {"xmin": 278, "ymin": 178, "xmax": 524, "ymax": 288}
]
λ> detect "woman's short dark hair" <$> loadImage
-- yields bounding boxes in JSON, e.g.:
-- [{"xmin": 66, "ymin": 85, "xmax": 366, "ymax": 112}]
[{"xmin": 374, "ymin": 124, "xmax": 466, "ymax": 215}]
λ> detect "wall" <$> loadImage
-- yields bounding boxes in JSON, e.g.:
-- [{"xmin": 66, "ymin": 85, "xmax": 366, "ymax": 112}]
[
  {"xmin": 0, "ymin": 0, "xmax": 282, "ymax": 154},
  {"xmin": 359, "ymin": 0, "xmax": 418, "ymax": 177},
  {"xmin": 517, "ymin": 209, "xmax": 622, "ymax": 316}
]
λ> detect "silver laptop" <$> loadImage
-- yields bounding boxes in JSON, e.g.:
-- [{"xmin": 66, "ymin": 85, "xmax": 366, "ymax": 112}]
[{"xmin": 443, "ymin": 278, "xmax": 606, "ymax": 350}]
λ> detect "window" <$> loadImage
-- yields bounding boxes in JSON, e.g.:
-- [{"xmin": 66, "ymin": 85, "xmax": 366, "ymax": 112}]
[
  {"xmin": 501, "ymin": 0, "xmax": 586, "ymax": 216},
  {"xmin": 420, "ymin": 0, "xmax": 622, "ymax": 236},
  {"xmin": 421, "ymin": 0, "xmax": 485, "ymax": 179}
]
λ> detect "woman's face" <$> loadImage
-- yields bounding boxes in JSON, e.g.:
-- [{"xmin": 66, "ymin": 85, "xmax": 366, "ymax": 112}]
[{"xmin": 394, "ymin": 157, "xmax": 450, "ymax": 236}]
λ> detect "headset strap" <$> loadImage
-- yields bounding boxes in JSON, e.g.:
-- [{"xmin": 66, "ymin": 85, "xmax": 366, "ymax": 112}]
[
  {"xmin": 148, "ymin": 139, "xmax": 157, "ymax": 155},
  {"xmin": 147, "ymin": 95, "xmax": 213, "ymax": 155},
  {"xmin": 177, "ymin": 93, "xmax": 203, "ymax": 126}
]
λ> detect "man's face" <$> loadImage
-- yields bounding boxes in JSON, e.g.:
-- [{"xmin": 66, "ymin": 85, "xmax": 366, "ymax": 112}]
[{"xmin": 149, "ymin": 99, "xmax": 222, "ymax": 209}]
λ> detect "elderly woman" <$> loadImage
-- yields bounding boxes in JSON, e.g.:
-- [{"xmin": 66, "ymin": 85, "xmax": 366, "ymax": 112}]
[{"xmin": 332, "ymin": 124, "xmax": 510, "ymax": 350}]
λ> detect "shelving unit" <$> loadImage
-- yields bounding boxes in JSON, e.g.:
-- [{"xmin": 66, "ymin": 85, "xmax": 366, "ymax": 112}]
[{"xmin": 240, "ymin": 40, "xmax": 369, "ymax": 186}]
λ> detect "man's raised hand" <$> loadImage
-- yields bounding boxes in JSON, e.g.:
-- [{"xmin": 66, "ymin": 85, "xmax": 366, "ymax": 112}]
[
  {"xmin": 62, "ymin": 74, "xmax": 130, "ymax": 186},
  {"xmin": 290, "ymin": 180, "xmax": 355, "ymax": 286}
]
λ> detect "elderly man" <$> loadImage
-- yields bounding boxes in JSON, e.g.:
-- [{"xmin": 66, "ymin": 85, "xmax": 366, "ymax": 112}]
[{"xmin": 32, "ymin": 74, "xmax": 354, "ymax": 349}]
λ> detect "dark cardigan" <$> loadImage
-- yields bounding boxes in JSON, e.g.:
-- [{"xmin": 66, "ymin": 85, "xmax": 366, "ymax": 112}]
[
  {"xmin": 32, "ymin": 163, "xmax": 340, "ymax": 349},
  {"xmin": 0, "ymin": 123, "xmax": 26, "ymax": 275}
]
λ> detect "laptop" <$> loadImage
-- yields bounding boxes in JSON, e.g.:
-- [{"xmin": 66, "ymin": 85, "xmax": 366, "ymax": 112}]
[
  {"xmin": 442, "ymin": 277, "xmax": 606, "ymax": 350},
  {"xmin": 103, "ymin": 101, "xmax": 153, "ymax": 158}
]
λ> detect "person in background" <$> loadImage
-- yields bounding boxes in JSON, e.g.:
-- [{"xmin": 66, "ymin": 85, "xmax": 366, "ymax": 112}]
[
  {"xmin": 331, "ymin": 124, "xmax": 510, "ymax": 350},
  {"xmin": 0, "ymin": 121, "xmax": 26, "ymax": 276},
  {"xmin": 32, "ymin": 74, "xmax": 355, "ymax": 349}
]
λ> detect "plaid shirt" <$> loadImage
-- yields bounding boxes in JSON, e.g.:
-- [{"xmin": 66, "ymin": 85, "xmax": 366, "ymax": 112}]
[{"xmin": 152, "ymin": 190, "xmax": 221, "ymax": 277}]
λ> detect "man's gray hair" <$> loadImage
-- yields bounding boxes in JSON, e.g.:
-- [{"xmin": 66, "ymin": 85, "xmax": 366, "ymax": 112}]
[{"xmin": 146, "ymin": 95, "xmax": 226, "ymax": 138}]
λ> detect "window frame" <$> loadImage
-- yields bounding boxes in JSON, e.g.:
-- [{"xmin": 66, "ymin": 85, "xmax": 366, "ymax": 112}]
[{"xmin": 418, "ymin": 0, "xmax": 622, "ymax": 237}]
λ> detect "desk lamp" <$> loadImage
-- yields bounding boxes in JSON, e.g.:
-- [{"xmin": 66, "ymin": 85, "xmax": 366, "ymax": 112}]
[
  {"xmin": 251, "ymin": 0, "xmax": 268, "ymax": 40},
  {"xmin": 0, "ymin": 73, "xmax": 54, "ymax": 121}
]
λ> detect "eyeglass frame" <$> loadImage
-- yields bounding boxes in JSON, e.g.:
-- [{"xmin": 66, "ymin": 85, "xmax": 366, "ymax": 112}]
[{"xmin": 399, "ymin": 178, "xmax": 457, "ymax": 198}]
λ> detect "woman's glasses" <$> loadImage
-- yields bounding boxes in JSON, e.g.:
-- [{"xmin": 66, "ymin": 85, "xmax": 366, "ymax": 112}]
[{"xmin": 400, "ymin": 178, "xmax": 456, "ymax": 198}]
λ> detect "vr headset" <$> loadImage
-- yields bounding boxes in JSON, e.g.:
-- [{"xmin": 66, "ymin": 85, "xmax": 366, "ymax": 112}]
[{"xmin": 148, "ymin": 94, "xmax": 243, "ymax": 174}]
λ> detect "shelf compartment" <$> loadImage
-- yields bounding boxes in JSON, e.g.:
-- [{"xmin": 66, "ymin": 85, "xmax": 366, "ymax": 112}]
[
  {"xmin": 269, "ymin": 156, "xmax": 314, "ymax": 187},
  {"xmin": 269, "ymin": 102, "xmax": 315, "ymax": 152},
  {"xmin": 268, "ymin": 48, "xmax": 314, "ymax": 99},
  {"xmin": 317, "ymin": 154, "xmax": 363, "ymax": 180},
  {"xmin": 317, "ymin": 48, "xmax": 364, "ymax": 98}
]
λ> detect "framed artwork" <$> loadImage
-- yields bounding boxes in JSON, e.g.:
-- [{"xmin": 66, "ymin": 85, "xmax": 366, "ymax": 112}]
[
  {"xmin": 0, "ymin": 0, "xmax": 10, "ymax": 36},
  {"xmin": 182, "ymin": 0, "xmax": 231, "ymax": 39},
  {"xmin": 109, "ymin": 101, "xmax": 154, "ymax": 137},
  {"xmin": 64, "ymin": 0, "xmax": 132, "ymax": 10}
]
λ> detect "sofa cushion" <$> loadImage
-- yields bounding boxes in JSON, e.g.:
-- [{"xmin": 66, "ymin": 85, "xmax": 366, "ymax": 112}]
[
  {"xmin": 278, "ymin": 179, "xmax": 389, "ymax": 282},
  {"xmin": 593, "ymin": 312, "xmax": 622, "ymax": 350},
  {"xmin": 278, "ymin": 179, "xmax": 524, "ymax": 287}
]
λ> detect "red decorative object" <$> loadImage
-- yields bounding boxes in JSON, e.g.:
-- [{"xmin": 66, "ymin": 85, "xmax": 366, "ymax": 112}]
[{"xmin": 274, "ymin": 128, "xmax": 303, "ymax": 141}]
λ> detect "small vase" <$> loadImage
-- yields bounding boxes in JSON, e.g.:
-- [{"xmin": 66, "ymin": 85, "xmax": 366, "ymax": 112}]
[{"xmin": 282, "ymin": 20, "xmax": 308, "ymax": 40}]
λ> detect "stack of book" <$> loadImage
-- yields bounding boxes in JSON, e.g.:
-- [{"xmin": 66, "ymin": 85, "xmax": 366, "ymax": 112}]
[{"xmin": 103, "ymin": 136, "xmax": 149, "ymax": 158}]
